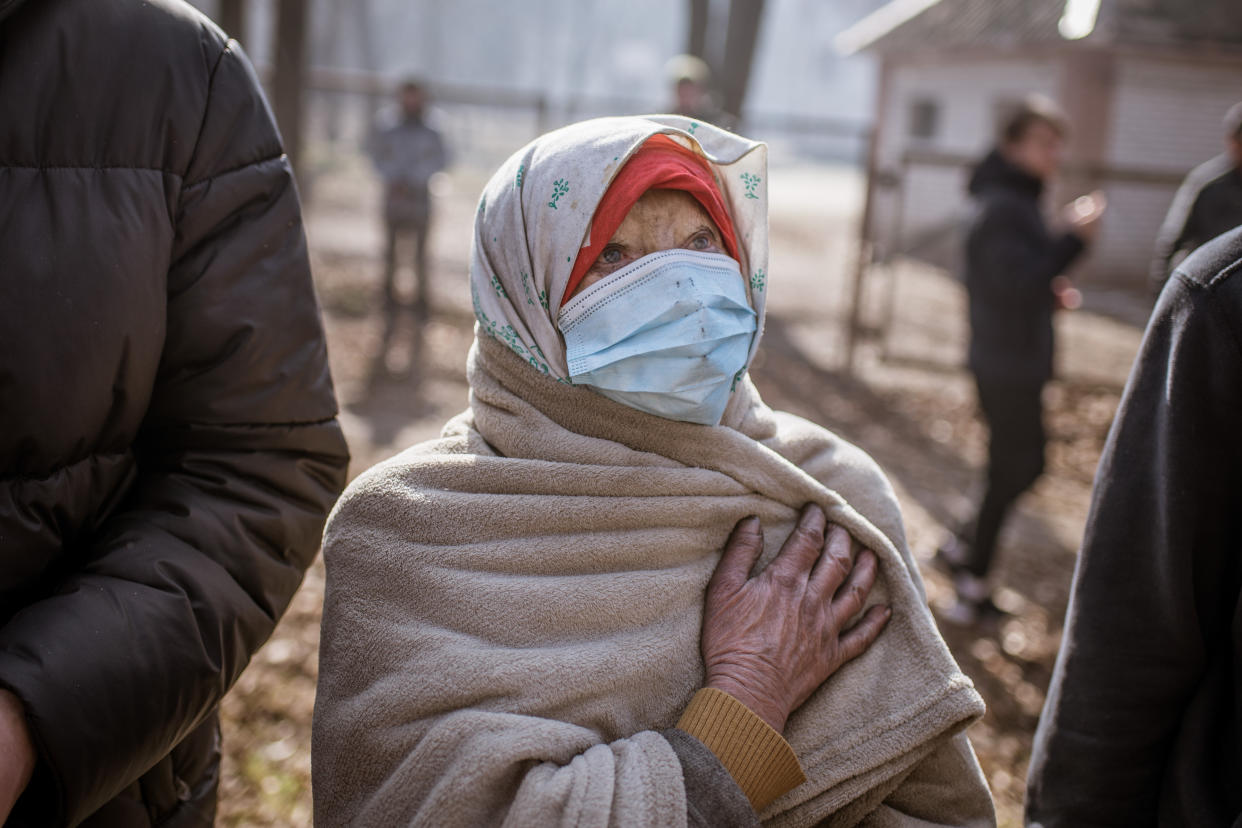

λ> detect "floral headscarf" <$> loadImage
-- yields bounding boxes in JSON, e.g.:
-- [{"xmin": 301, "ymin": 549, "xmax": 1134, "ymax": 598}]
[{"xmin": 470, "ymin": 115, "xmax": 769, "ymax": 382}]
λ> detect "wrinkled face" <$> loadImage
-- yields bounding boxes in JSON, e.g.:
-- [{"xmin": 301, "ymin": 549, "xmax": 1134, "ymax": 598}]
[
  {"xmin": 1004, "ymin": 121, "xmax": 1065, "ymax": 182},
  {"xmin": 572, "ymin": 189, "xmax": 726, "ymax": 297}
]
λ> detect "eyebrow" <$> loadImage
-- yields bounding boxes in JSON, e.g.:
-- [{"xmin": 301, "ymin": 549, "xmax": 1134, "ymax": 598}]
[
  {"xmin": 599, "ymin": 222, "xmax": 718, "ymax": 258},
  {"xmin": 681, "ymin": 224, "xmax": 718, "ymax": 242}
]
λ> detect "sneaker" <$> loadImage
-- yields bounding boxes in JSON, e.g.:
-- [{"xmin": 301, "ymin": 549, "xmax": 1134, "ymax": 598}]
[
  {"xmin": 974, "ymin": 597, "xmax": 1008, "ymax": 621},
  {"xmin": 941, "ymin": 598, "xmax": 981, "ymax": 626},
  {"xmin": 933, "ymin": 536, "xmax": 971, "ymax": 575},
  {"xmin": 935, "ymin": 571, "xmax": 998, "ymax": 627},
  {"xmin": 953, "ymin": 571, "xmax": 990, "ymax": 604}
]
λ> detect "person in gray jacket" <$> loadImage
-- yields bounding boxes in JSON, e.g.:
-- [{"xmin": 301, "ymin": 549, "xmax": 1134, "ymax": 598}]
[
  {"xmin": 1149, "ymin": 102, "xmax": 1242, "ymax": 293},
  {"xmin": 369, "ymin": 80, "xmax": 449, "ymax": 320}
]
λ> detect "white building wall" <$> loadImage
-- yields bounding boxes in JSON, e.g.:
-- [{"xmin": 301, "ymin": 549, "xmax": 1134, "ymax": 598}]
[
  {"xmin": 1089, "ymin": 182, "xmax": 1175, "ymax": 281},
  {"xmin": 875, "ymin": 53, "xmax": 1242, "ymax": 286},
  {"xmin": 879, "ymin": 59, "xmax": 1060, "ymax": 160},
  {"xmin": 871, "ymin": 58, "xmax": 1059, "ymax": 259},
  {"xmin": 1108, "ymin": 57, "xmax": 1242, "ymax": 171}
]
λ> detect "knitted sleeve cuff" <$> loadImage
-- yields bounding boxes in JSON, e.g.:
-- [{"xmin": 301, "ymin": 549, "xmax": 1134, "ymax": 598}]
[{"xmin": 676, "ymin": 687, "xmax": 806, "ymax": 812}]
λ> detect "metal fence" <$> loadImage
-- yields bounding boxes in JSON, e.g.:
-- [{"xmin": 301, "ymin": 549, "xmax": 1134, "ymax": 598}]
[{"xmin": 290, "ymin": 66, "xmax": 873, "ymax": 178}]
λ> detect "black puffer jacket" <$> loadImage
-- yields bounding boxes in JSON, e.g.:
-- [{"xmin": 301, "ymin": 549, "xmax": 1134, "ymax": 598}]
[
  {"xmin": 964, "ymin": 150, "xmax": 1085, "ymax": 383},
  {"xmin": 0, "ymin": 0, "xmax": 349, "ymax": 825}
]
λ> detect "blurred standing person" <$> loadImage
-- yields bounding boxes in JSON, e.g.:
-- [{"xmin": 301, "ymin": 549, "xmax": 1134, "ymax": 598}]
[
  {"xmin": 1027, "ymin": 226, "xmax": 1242, "ymax": 827},
  {"xmin": 666, "ymin": 55, "xmax": 735, "ymax": 131},
  {"xmin": 0, "ymin": 0, "xmax": 349, "ymax": 824},
  {"xmin": 370, "ymin": 80, "xmax": 448, "ymax": 320},
  {"xmin": 936, "ymin": 96, "xmax": 1105, "ymax": 624},
  {"xmin": 1149, "ymin": 102, "xmax": 1242, "ymax": 294}
]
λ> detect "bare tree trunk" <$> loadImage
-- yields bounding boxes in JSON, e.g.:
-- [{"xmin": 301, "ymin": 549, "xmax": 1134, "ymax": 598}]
[
  {"xmin": 217, "ymin": 0, "xmax": 246, "ymax": 44},
  {"xmin": 320, "ymin": 0, "xmax": 347, "ymax": 143},
  {"xmin": 719, "ymin": 0, "xmax": 766, "ymax": 122},
  {"xmin": 356, "ymin": 0, "xmax": 383, "ymax": 135},
  {"xmin": 686, "ymin": 0, "xmax": 710, "ymax": 59},
  {"xmin": 272, "ymin": 0, "xmax": 309, "ymax": 191}
]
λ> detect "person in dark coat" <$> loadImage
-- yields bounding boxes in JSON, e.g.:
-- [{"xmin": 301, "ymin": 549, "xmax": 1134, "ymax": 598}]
[
  {"xmin": 1026, "ymin": 225, "xmax": 1242, "ymax": 828},
  {"xmin": 0, "ymin": 0, "xmax": 350, "ymax": 825},
  {"xmin": 936, "ymin": 96, "xmax": 1104, "ymax": 624},
  {"xmin": 1149, "ymin": 102, "xmax": 1242, "ymax": 294}
]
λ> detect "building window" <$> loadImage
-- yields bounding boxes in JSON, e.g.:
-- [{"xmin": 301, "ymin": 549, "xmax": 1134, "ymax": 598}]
[{"xmin": 908, "ymin": 98, "xmax": 940, "ymax": 141}]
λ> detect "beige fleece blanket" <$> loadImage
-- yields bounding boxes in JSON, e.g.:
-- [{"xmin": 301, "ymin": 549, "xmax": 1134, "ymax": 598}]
[{"xmin": 313, "ymin": 335, "xmax": 994, "ymax": 827}]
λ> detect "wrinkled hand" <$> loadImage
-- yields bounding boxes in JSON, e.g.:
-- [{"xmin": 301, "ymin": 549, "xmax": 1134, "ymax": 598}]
[
  {"xmin": 701, "ymin": 504, "xmax": 890, "ymax": 733},
  {"xmin": 0, "ymin": 688, "xmax": 35, "ymax": 822}
]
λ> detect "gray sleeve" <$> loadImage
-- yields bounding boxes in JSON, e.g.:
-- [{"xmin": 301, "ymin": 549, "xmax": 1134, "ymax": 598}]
[
  {"xmin": 1149, "ymin": 157, "xmax": 1228, "ymax": 293},
  {"xmin": 431, "ymin": 127, "xmax": 449, "ymax": 173},
  {"xmin": 368, "ymin": 125, "xmax": 399, "ymax": 182},
  {"xmin": 1150, "ymin": 180, "xmax": 1197, "ymax": 292},
  {"xmin": 662, "ymin": 729, "xmax": 760, "ymax": 828}
]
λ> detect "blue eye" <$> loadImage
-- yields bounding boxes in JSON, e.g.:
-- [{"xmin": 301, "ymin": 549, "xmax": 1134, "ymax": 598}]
[
  {"xmin": 691, "ymin": 234, "xmax": 712, "ymax": 250},
  {"xmin": 600, "ymin": 247, "xmax": 623, "ymax": 264}
]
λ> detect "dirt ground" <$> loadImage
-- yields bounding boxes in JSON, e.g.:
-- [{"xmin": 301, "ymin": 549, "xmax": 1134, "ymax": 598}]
[{"xmin": 216, "ymin": 152, "xmax": 1149, "ymax": 827}]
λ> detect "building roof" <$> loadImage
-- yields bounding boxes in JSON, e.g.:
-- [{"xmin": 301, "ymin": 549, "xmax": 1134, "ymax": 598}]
[{"xmin": 836, "ymin": 0, "xmax": 1242, "ymax": 56}]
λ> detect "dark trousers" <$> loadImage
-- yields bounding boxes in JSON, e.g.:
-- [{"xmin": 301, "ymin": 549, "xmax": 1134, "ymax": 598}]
[
  {"xmin": 965, "ymin": 375, "xmax": 1046, "ymax": 578},
  {"xmin": 382, "ymin": 217, "xmax": 431, "ymax": 316}
]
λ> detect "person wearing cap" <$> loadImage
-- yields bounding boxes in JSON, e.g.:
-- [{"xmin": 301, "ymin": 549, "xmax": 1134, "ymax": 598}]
[
  {"xmin": 1150, "ymin": 102, "xmax": 1242, "ymax": 294},
  {"xmin": 312, "ymin": 116, "xmax": 994, "ymax": 826},
  {"xmin": 667, "ymin": 54, "xmax": 736, "ymax": 131}
]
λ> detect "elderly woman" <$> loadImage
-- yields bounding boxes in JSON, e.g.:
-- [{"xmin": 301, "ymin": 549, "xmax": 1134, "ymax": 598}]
[{"xmin": 313, "ymin": 116, "xmax": 994, "ymax": 826}]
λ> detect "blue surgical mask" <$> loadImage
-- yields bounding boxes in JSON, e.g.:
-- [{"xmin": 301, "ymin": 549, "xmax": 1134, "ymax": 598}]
[{"xmin": 558, "ymin": 249, "xmax": 757, "ymax": 425}]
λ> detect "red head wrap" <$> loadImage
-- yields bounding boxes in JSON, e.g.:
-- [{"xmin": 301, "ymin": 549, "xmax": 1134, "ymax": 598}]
[{"xmin": 561, "ymin": 134, "xmax": 739, "ymax": 308}]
